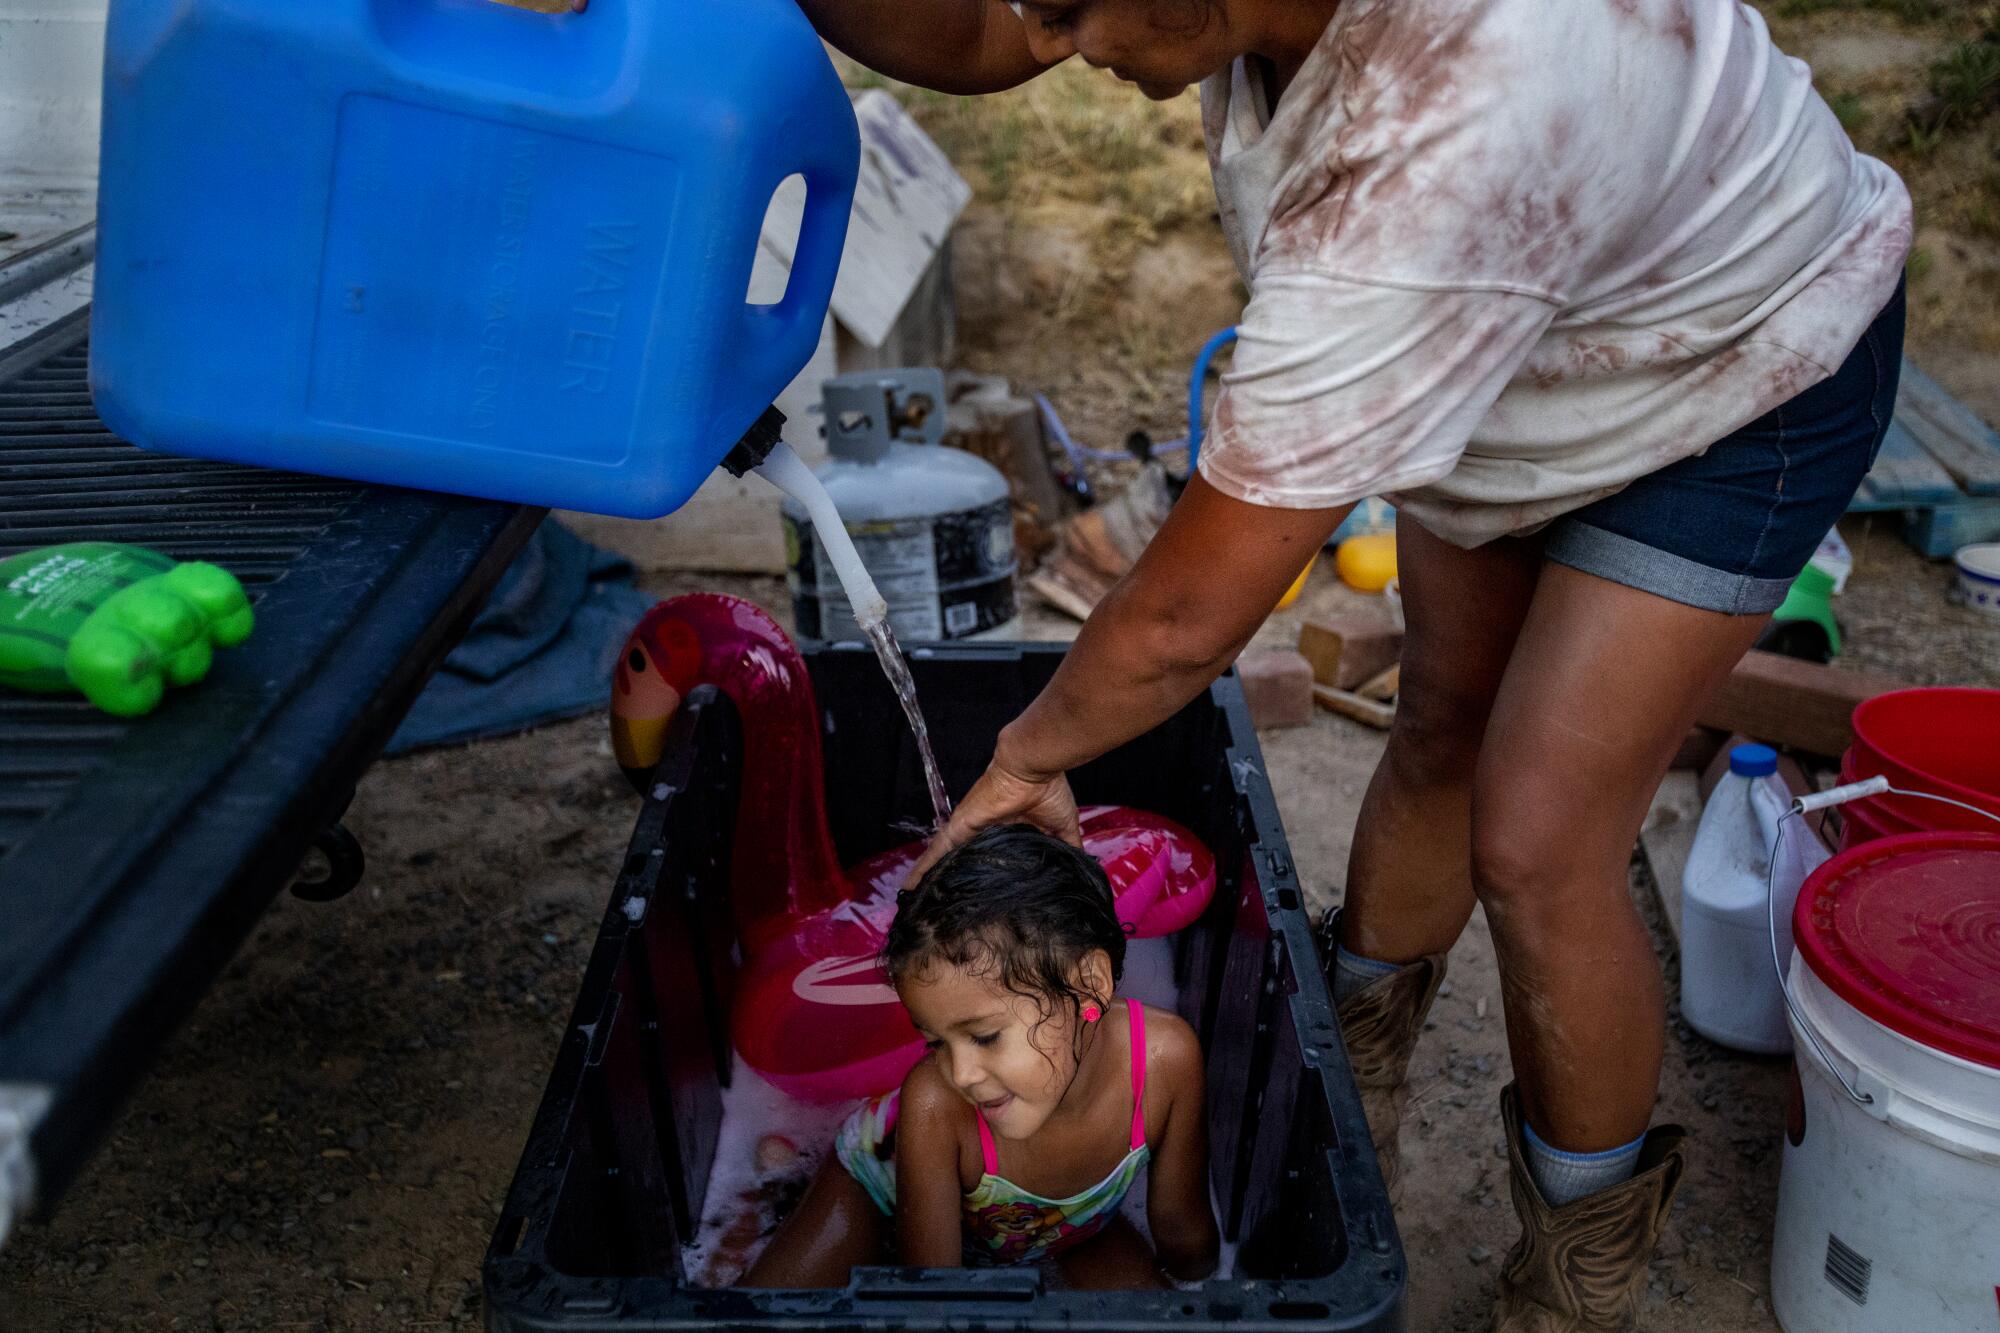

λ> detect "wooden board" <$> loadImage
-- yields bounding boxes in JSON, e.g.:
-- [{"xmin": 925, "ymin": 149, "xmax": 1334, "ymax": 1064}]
[
  {"xmin": 1896, "ymin": 360, "xmax": 2000, "ymax": 497},
  {"xmin": 1356, "ymin": 664, "xmax": 1401, "ymax": 702},
  {"xmin": 1312, "ymin": 684, "xmax": 1396, "ymax": 729},
  {"xmin": 1850, "ymin": 418, "xmax": 1963, "ymax": 511},
  {"xmin": 1906, "ymin": 496, "xmax": 2000, "ymax": 559},
  {"xmin": 1845, "ymin": 358, "xmax": 2000, "ymax": 559},
  {"xmin": 1639, "ymin": 771, "xmax": 1704, "ymax": 947},
  {"xmin": 1696, "ymin": 650, "xmax": 1904, "ymax": 758}
]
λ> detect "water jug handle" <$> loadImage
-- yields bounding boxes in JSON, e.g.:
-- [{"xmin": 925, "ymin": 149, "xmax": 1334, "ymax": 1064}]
[{"xmin": 734, "ymin": 154, "xmax": 855, "ymax": 397}]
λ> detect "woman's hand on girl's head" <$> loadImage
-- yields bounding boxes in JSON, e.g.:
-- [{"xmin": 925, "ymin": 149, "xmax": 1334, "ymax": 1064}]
[{"xmin": 908, "ymin": 743, "xmax": 1080, "ymax": 884}]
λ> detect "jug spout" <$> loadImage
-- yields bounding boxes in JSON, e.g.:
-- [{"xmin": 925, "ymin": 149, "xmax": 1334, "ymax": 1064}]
[{"xmin": 719, "ymin": 406, "xmax": 789, "ymax": 478}]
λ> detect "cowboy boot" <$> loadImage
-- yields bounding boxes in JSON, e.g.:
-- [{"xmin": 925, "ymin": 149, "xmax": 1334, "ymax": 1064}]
[
  {"xmin": 1319, "ymin": 908, "xmax": 1448, "ymax": 1205},
  {"xmin": 1492, "ymin": 1083, "xmax": 1688, "ymax": 1332}
]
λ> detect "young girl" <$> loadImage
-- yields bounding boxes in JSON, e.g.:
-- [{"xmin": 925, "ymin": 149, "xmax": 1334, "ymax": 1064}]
[{"xmin": 743, "ymin": 824, "xmax": 1219, "ymax": 1288}]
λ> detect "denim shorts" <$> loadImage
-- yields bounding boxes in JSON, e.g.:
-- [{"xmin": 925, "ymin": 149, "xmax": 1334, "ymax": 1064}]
[{"xmin": 1542, "ymin": 280, "xmax": 1906, "ymax": 615}]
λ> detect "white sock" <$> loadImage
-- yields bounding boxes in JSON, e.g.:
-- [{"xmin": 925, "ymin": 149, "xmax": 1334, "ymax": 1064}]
[
  {"xmin": 1520, "ymin": 1116, "xmax": 1645, "ymax": 1207},
  {"xmin": 1332, "ymin": 942, "xmax": 1399, "ymax": 1004}
]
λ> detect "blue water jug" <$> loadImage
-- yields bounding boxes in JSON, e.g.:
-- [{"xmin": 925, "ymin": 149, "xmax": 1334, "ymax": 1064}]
[{"xmin": 91, "ymin": 0, "xmax": 859, "ymax": 518}]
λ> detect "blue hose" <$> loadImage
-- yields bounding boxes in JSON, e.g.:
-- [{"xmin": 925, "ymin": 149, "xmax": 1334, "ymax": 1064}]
[
  {"xmin": 1035, "ymin": 325, "xmax": 1240, "ymax": 473},
  {"xmin": 1185, "ymin": 326, "xmax": 1238, "ymax": 471}
]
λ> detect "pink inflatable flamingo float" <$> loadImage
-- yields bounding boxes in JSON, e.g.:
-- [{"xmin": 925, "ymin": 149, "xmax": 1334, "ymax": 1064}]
[{"xmin": 609, "ymin": 594, "xmax": 1215, "ymax": 1103}]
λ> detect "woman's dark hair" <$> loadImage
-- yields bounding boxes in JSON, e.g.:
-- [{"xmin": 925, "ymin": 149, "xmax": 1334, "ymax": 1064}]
[{"xmin": 885, "ymin": 824, "xmax": 1127, "ymax": 1033}]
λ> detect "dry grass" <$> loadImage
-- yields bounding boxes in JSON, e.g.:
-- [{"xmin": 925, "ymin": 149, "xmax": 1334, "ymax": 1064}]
[
  {"xmin": 842, "ymin": 58, "xmax": 1210, "ymax": 213},
  {"xmin": 1699, "ymin": 2, "xmax": 2000, "ymax": 354},
  {"xmin": 838, "ymin": 56, "xmax": 1214, "ymax": 262}
]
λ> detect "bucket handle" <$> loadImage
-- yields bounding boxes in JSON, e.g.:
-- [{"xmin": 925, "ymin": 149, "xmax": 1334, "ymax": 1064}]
[{"xmin": 1767, "ymin": 777, "xmax": 2000, "ymax": 1108}]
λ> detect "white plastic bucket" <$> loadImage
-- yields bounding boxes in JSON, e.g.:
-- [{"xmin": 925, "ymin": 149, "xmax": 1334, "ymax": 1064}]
[{"xmin": 1770, "ymin": 839, "xmax": 2000, "ymax": 1332}]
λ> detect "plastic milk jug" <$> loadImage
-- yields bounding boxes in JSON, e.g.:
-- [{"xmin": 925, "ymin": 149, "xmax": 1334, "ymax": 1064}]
[{"xmin": 1680, "ymin": 743, "xmax": 1830, "ymax": 1053}]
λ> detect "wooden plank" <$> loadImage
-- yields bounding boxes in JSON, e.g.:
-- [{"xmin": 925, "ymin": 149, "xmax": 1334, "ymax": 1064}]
[
  {"xmin": 1312, "ymin": 683, "xmax": 1396, "ymax": 729},
  {"xmin": 1697, "ymin": 651, "xmax": 1904, "ymax": 758},
  {"xmin": 1906, "ymin": 496, "xmax": 2000, "ymax": 559},
  {"xmin": 1356, "ymin": 664, "xmax": 1401, "ymax": 702},
  {"xmin": 1639, "ymin": 771, "xmax": 1703, "ymax": 948},
  {"xmin": 1896, "ymin": 359, "xmax": 2000, "ymax": 496},
  {"xmin": 1850, "ymin": 417, "xmax": 1963, "ymax": 511}
]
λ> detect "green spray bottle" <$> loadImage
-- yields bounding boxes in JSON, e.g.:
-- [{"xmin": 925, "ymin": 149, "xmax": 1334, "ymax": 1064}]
[{"xmin": 0, "ymin": 543, "xmax": 253, "ymax": 716}]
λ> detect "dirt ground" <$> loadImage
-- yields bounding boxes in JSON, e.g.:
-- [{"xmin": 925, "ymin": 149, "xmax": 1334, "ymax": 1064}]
[{"xmin": 5, "ymin": 4, "xmax": 1999, "ymax": 1330}]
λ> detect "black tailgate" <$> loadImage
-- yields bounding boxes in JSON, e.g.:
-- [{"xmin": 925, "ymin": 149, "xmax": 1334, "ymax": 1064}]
[{"xmin": 0, "ymin": 308, "xmax": 542, "ymax": 1224}]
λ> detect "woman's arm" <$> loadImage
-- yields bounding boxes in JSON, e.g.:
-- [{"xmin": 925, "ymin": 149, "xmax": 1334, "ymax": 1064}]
[
  {"xmin": 796, "ymin": 0, "xmax": 1051, "ymax": 95},
  {"xmin": 1144, "ymin": 1014, "xmax": 1220, "ymax": 1281},
  {"xmin": 894, "ymin": 1060, "xmax": 973, "ymax": 1266},
  {"xmin": 1000, "ymin": 476, "xmax": 1348, "ymax": 774},
  {"xmin": 914, "ymin": 476, "xmax": 1351, "ymax": 871}
]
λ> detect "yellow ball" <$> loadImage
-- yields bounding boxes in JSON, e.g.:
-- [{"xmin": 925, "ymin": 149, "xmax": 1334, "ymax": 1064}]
[
  {"xmin": 1335, "ymin": 532, "xmax": 1398, "ymax": 593},
  {"xmin": 1276, "ymin": 554, "xmax": 1318, "ymax": 610}
]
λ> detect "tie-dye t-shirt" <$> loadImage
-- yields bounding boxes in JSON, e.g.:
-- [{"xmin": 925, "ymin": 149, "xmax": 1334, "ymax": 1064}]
[{"xmin": 1195, "ymin": 0, "xmax": 1912, "ymax": 546}]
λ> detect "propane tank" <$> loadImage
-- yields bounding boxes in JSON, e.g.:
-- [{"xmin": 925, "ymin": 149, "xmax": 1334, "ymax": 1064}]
[{"xmin": 783, "ymin": 369, "xmax": 1017, "ymax": 641}]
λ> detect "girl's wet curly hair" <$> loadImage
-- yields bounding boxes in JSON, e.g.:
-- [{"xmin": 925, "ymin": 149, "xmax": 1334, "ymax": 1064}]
[{"xmin": 884, "ymin": 825, "xmax": 1127, "ymax": 1034}]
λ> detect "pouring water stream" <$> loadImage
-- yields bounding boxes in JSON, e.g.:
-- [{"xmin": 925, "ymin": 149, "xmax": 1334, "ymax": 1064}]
[{"xmin": 754, "ymin": 442, "xmax": 953, "ymax": 830}]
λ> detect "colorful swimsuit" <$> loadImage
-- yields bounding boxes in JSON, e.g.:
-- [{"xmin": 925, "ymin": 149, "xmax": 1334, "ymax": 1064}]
[{"xmin": 833, "ymin": 998, "xmax": 1152, "ymax": 1266}]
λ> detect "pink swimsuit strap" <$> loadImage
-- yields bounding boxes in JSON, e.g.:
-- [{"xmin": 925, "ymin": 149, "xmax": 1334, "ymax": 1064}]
[{"xmin": 975, "ymin": 998, "xmax": 1147, "ymax": 1175}]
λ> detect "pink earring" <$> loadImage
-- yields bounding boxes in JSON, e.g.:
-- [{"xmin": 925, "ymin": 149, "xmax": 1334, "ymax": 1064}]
[{"xmin": 1081, "ymin": 1003, "xmax": 1102, "ymax": 1023}]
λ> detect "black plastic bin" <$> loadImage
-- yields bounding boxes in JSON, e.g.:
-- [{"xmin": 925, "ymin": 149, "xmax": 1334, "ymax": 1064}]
[{"xmin": 484, "ymin": 642, "xmax": 1405, "ymax": 1332}]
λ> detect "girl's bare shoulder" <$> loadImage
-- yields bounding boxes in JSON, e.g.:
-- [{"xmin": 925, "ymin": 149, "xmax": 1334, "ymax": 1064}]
[
  {"xmin": 895, "ymin": 1056, "xmax": 983, "ymax": 1194},
  {"xmin": 1136, "ymin": 1003, "xmax": 1203, "ymax": 1089},
  {"xmin": 898, "ymin": 1055, "xmax": 978, "ymax": 1162},
  {"xmin": 901, "ymin": 1053, "xmax": 971, "ymax": 1124}
]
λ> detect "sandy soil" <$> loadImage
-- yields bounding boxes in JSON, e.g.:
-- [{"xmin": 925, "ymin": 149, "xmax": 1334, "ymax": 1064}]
[{"xmin": 5, "ymin": 5, "xmax": 1997, "ymax": 1330}]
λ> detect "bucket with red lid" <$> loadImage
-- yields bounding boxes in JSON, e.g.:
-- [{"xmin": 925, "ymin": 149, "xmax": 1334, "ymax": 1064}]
[{"xmin": 1770, "ymin": 831, "xmax": 2000, "ymax": 1332}]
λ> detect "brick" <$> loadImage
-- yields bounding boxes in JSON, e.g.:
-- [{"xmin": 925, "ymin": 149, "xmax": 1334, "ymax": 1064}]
[
  {"xmin": 1297, "ymin": 614, "xmax": 1403, "ymax": 691},
  {"xmin": 1235, "ymin": 649, "xmax": 1315, "ymax": 731}
]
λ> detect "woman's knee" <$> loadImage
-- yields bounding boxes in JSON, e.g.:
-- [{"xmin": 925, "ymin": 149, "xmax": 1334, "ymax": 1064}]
[
  {"xmin": 1469, "ymin": 775, "xmax": 1648, "ymax": 940},
  {"xmin": 1383, "ymin": 675, "xmax": 1493, "ymax": 787},
  {"xmin": 1468, "ymin": 821, "xmax": 1546, "ymax": 923},
  {"xmin": 1467, "ymin": 779, "xmax": 1600, "ymax": 924}
]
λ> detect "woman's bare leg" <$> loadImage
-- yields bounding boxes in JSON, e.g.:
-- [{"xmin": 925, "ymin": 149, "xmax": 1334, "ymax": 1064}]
[
  {"xmin": 740, "ymin": 1158, "xmax": 889, "ymax": 1288},
  {"xmin": 1054, "ymin": 1215, "xmax": 1167, "ymax": 1289},
  {"xmin": 1340, "ymin": 521, "xmax": 1543, "ymax": 963},
  {"xmin": 1471, "ymin": 562, "xmax": 1768, "ymax": 1149}
]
